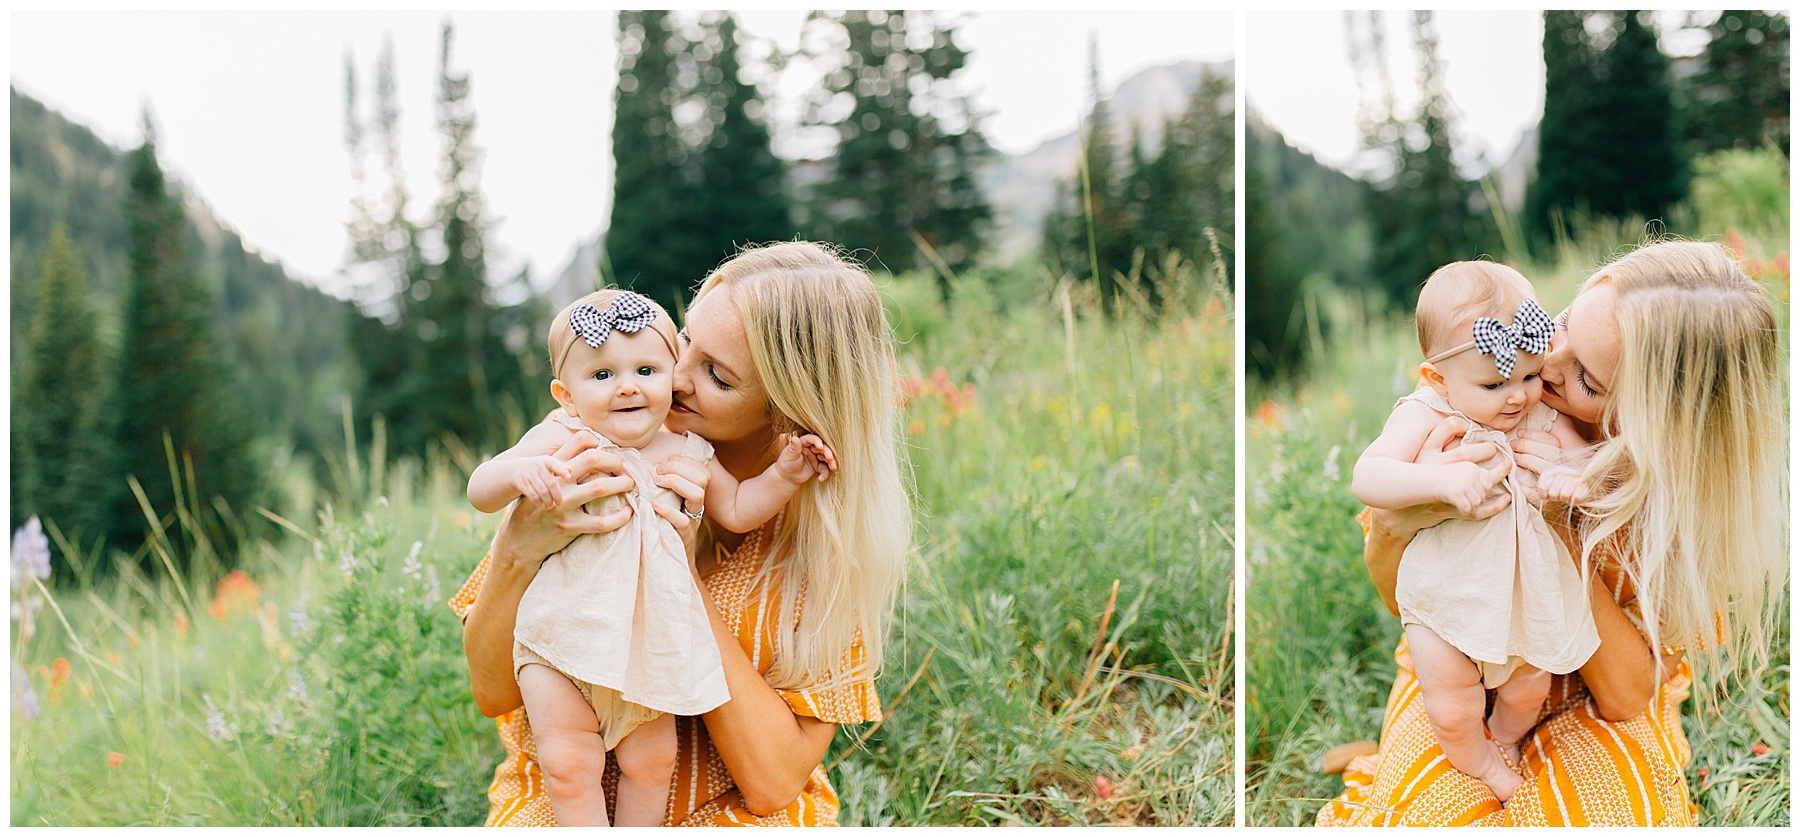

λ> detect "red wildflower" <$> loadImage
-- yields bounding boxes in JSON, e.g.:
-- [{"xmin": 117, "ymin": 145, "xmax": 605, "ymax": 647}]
[
  {"xmin": 1095, "ymin": 775, "xmax": 1113, "ymax": 800},
  {"xmin": 107, "ymin": 752, "xmax": 123, "ymax": 768},
  {"xmin": 1751, "ymin": 741, "xmax": 1769, "ymax": 757}
]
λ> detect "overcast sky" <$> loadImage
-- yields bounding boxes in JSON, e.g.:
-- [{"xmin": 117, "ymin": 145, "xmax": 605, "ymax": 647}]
[
  {"xmin": 1245, "ymin": 10, "xmax": 1712, "ymax": 178},
  {"xmin": 10, "ymin": 10, "xmax": 1233, "ymax": 294}
]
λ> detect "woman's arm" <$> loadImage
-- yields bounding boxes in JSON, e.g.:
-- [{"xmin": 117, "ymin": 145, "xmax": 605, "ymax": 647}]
[
  {"xmin": 1361, "ymin": 417, "xmax": 1511, "ymax": 615},
  {"xmin": 691, "ymin": 569, "xmax": 839, "ymax": 816},
  {"xmin": 1576, "ymin": 576, "xmax": 1683, "ymax": 721},
  {"xmin": 462, "ymin": 437, "xmax": 636, "ymax": 717}
]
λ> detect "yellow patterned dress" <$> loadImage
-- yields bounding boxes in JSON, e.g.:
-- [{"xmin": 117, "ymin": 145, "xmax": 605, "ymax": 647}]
[
  {"xmin": 451, "ymin": 516, "xmax": 881, "ymax": 826},
  {"xmin": 1317, "ymin": 521, "xmax": 1696, "ymax": 827}
]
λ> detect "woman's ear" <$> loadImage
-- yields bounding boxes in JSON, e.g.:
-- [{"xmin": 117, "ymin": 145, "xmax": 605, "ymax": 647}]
[
  {"xmin": 550, "ymin": 379, "xmax": 576, "ymax": 415},
  {"xmin": 1418, "ymin": 362, "xmax": 1450, "ymax": 397}
]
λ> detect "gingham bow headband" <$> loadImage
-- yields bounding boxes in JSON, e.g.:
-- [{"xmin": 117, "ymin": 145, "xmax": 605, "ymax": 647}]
[
  {"xmin": 1427, "ymin": 298, "xmax": 1555, "ymax": 379},
  {"xmin": 570, "ymin": 293, "xmax": 657, "ymax": 348}
]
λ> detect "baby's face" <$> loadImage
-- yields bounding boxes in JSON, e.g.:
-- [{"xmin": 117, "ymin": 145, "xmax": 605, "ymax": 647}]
[
  {"xmin": 553, "ymin": 327, "xmax": 676, "ymax": 448},
  {"xmin": 1429, "ymin": 347, "xmax": 1545, "ymax": 433}
]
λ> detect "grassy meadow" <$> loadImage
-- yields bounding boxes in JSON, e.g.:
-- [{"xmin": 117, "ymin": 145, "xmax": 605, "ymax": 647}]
[
  {"xmin": 1245, "ymin": 149, "xmax": 1792, "ymax": 826},
  {"xmin": 9, "ymin": 259, "xmax": 1235, "ymax": 826}
]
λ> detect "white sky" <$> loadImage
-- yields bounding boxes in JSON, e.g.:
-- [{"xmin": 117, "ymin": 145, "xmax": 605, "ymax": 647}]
[
  {"xmin": 1245, "ymin": 10, "xmax": 1710, "ymax": 178},
  {"xmin": 9, "ymin": 10, "xmax": 1233, "ymax": 295}
]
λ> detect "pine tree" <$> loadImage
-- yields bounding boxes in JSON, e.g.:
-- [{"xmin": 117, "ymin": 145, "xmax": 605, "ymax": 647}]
[
  {"xmin": 1190, "ymin": 67, "xmax": 1236, "ymax": 284},
  {"xmin": 607, "ymin": 11, "xmax": 699, "ymax": 312},
  {"xmin": 1528, "ymin": 11, "xmax": 1685, "ymax": 241},
  {"xmin": 1043, "ymin": 38, "xmax": 1137, "ymax": 306},
  {"xmin": 1680, "ymin": 12, "xmax": 1790, "ymax": 154},
  {"xmin": 803, "ymin": 10, "xmax": 993, "ymax": 285},
  {"xmin": 1245, "ymin": 133, "xmax": 1308, "ymax": 382},
  {"xmin": 696, "ymin": 13, "xmax": 794, "ymax": 264},
  {"xmin": 104, "ymin": 120, "xmax": 260, "ymax": 567},
  {"xmin": 17, "ymin": 226, "xmax": 109, "ymax": 555},
  {"xmin": 1364, "ymin": 12, "xmax": 1484, "ymax": 310}
]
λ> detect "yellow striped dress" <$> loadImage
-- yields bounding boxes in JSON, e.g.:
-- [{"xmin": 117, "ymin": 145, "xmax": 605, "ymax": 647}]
[
  {"xmin": 1316, "ymin": 532, "xmax": 1696, "ymax": 827},
  {"xmin": 451, "ymin": 516, "xmax": 880, "ymax": 826}
]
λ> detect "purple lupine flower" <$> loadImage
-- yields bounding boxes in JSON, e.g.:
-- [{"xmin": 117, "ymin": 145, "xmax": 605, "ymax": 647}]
[
  {"xmin": 203, "ymin": 693, "xmax": 234, "ymax": 742},
  {"xmin": 13, "ymin": 663, "xmax": 38, "ymax": 721},
  {"xmin": 288, "ymin": 669, "xmax": 309, "ymax": 705},
  {"xmin": 12, "ymin": 517, "xmax": 51, "ymax": 592},
  {"xmin": 402, "ymin": 541, "xmax": 424, "ymax": 579}
]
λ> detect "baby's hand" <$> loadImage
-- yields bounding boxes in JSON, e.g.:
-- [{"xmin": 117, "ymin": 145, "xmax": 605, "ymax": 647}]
[
  {"xmin": 514, "ymin": 456, "xmax": 574, "ymax": 508},
  {"xmin": 775, "ymin": 434, "xmax": 838, "ymax": 484},
  {"xmin": 1533, "ymin": 467, "xmax": 1588, "ymax": 507},
  {"xmin": 1434, "ymin": 460, "xmax": 1500, "ymax": 517}
]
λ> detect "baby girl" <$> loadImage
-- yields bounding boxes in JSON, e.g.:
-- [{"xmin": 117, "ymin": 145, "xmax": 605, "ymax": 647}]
[
  {"xmin": 1351, "ymin": 262, "xmax": 1599, "ymax": 802},
  {"xmin": 467, "ymin": 289, "xmax": 835, "ymax": 826}
]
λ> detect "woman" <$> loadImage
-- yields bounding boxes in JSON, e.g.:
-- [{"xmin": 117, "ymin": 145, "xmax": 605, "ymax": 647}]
[
  {"xmin": 453, "ymin": 242, "xmax": 912, "ymax": 826},
  {"xmin": 1318, "ymin": 241, "xmax": 1786, "ymax": 826}
]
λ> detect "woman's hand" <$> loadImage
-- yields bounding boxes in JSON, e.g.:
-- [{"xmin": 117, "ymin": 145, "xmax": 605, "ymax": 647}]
[
  {"xmin": 652, "ymin": 454, "xmax": 712, "ymax": 531},
  {"xmin": 1363, "ymin": 416, "xmax": 1512, "ymax": 616},
  {"xmin": 463, "ymin": 433, "xmax": 636, "ymax": 717}
]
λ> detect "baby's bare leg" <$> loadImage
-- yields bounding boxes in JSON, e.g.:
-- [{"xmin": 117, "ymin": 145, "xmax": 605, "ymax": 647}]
[
  {"xmin": 1405, "ymin": 625, "xmax": 1522, "ymax": 803},
  {"xmin": 519, "ymin": 664, "xmax": 610, "ymax": 826},
  {"xmin": 611, "ymin": 712, "xmax": 677, "ymax": 826},
  {"xmin": 1489, "ymin": 663, "xmax": 1550, "ymax": 761}
]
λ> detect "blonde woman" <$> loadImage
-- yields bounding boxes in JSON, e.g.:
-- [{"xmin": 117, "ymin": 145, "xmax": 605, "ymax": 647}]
[
  {"xmin": 1319, "ymin": 240, "xmax": 1786, "ymax": 826},
  {"xmin": 453, "ymin": 242, "xmax": 911, "ymax": 826}
]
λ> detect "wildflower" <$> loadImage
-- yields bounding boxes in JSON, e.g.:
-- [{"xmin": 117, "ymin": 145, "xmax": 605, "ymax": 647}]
[
  {"xmin": 1697, "ymin": 767, "xmax": 1710, "ymax": 786},
  {"xmin": 50, "ymin": 658, "xmax": 71, "ymax": 690},
  {"xmin": 203, "ymin": 693, "xmax": 234, "ymax": 742},
  {"xmin": 426, "ymin": 565, "xmax": 442, "ymax": 603},
  {"xmin": 288, "ymin": 669, "xmax": 309, "ymax": 705},
  {"xmin": 209, "ymin": 571, "xmax": 261, "ymax": 620},
  {"xmin": 107, "ymin": 752, "xmax": 123, "ymax": 768},
  {"xmin": 1094, "ymin": 775, "xmax": 1113, "ymax": 800},
  {"xmin": 1322, "ymin": 445, "xmax": 1342, "ymax": 482},
  {"xmin": 288, "ymin": 598, "xmax": 311, "ymax": 636},
  {"xmin": 12, "ymin": 663, "xmax": 38, "ymax": 721},
  {"xmin": 1252, "ymin": 482, "xmax": 1269, "ymax": 506},
  {"xmin": 106, "ymin": 650, "xmax": 122, "ymax": 665},
  {"xmin": 173, "ymin": 613, "xmax": 189, "ymax": 636},
  {"xmin": 1254, "ymin": 401, "xmax": 1285, "ymax": 433},
  {"xmin": 12, "ymin": 517, "xmax": 52, "ymax": 591},
  {"xmin": 265, "ymin": 706, "xmax": 288, "ymax": 737},
  {"xmin": 907, "ymin": 420, "xmax": 926, "ymax": 436},
  {"xmin": 402, "ymin": 541, "xmax": 424, "ymax": 579},
  {"xmin": 338, "ymin": 549, "xmax": 357, "ymax": 579},
  {"xmin": 1751, "ymin": 741, "xmax": 1769, "ymax": 757}
]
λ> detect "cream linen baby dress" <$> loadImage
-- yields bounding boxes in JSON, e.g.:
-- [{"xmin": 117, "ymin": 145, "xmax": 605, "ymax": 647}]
[
  {"xmin": 513, "ymin": 416, "xmax": 730, "ymax": 746},
  {"xmin": 1393, "ymin": 388, "xmax": 1600, "ymax": 687}
]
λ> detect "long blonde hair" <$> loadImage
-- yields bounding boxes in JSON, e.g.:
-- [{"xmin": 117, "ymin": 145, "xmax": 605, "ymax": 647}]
[
  {"xmin": 1574, "ymin": 240, "xmax": 1787, "ymax": 681},
  {"xmin": 689, "ymin": 242, "xmax": 911, "ymax": 690}
]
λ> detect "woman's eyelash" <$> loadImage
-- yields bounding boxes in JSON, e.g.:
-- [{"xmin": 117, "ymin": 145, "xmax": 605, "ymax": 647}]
[
  {"xmin": 708, "ymin": 366, "xmax": 730, "ymax": 389},
  {"xmin": 1576, "ymin": 368, "xmax": 1598, "ymax": 396}
]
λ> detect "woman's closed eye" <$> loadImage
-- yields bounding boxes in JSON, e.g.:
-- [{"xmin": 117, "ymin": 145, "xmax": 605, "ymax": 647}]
[{"xmin": 708, "ymin": 364, "xmax": 732, "ymax": 389}]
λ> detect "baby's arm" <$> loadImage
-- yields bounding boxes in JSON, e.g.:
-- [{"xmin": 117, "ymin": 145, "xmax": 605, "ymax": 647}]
[
  {"xmin": 467, "ymin": 421, "xmax": 578, "ymax": 513},
  {"xmin": 703, "ymin": 435, "xmax": 837, "ymax": 533},
  {"xmin": 1351, "ymin": 401, "xmax": 1496, "ymax": 515}
]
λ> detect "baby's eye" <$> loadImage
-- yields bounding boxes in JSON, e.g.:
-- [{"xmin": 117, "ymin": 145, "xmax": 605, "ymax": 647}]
[
  {"xmin": 1481, "ymin": 382, "xmax": 1503, "ymax": 391},
  {"xmin": 1523, "ymin": 372, "xmax": 1540, "ymax": 382},
  {"xmin": 593, "ymin": 370, "xmax": 612, "ymax": 381},
  {"xmin": 637, "ymin": 365, "xmax": 656, "ymax": 376}
]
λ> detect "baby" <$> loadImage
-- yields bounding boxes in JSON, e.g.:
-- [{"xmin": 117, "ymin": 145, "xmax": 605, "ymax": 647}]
[
  {"xmin": 1352, "ymin": 262, "xmax": 1599, "ymax": 803},
  {"xmin": 467, "ymin": 289, "xmax": 835, "ymax": 826}
]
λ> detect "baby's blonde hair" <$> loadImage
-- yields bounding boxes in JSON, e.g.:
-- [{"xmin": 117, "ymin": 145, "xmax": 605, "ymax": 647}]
[
  {"xmin": 547, "ymin": 289, "xmax": 679, "ymax": 381},
  {"xmin": 1415, "ymin": 261, "xmax": 1536, "ymax": 357},
  {"xmin": 1573, "ymin": 241, "xmax": 1786, "ymax": 684},
  {"xmin": 689, "ymin": 242, "xmax": 912, "ymax": 692}
]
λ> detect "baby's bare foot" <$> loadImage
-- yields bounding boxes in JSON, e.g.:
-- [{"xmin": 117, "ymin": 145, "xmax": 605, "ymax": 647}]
[
  {"xmin": 1496, "ymin": 739, "xmax": 1523, "ymax": 771},
  {"xmin": 1481, "ymin": 742, "xmax": 1524, "ymax": 803}
]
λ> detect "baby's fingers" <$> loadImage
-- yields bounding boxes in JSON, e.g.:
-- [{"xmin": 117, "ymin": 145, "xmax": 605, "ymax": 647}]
[{"xmin": 799, "ymin": 435, "xmax": 838, "ymax": 471}]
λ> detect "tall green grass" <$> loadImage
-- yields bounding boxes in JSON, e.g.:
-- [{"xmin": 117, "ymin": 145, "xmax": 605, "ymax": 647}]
[
  {"xmin": 1245, "ymin": 172, "xmax": 1792, "ymax": 826},
  {"xmin": 10, "ymin": 259, "xmax": 1235, "ymax": 826}
]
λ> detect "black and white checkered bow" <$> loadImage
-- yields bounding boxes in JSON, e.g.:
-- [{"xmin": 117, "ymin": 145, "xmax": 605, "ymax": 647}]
[
  {"xmin": 570, "ymin": 293, "xmax": 657, "ymax": 348},
  {"xmin": 1471, "ymin": 299, "xmax": 1555, "ymax": 379}
]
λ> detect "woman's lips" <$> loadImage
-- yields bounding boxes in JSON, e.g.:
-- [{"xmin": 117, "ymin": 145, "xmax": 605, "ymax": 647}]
[{"xmin": 669, "ymin": 397, "xmax": 696, "ymax": 415}]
